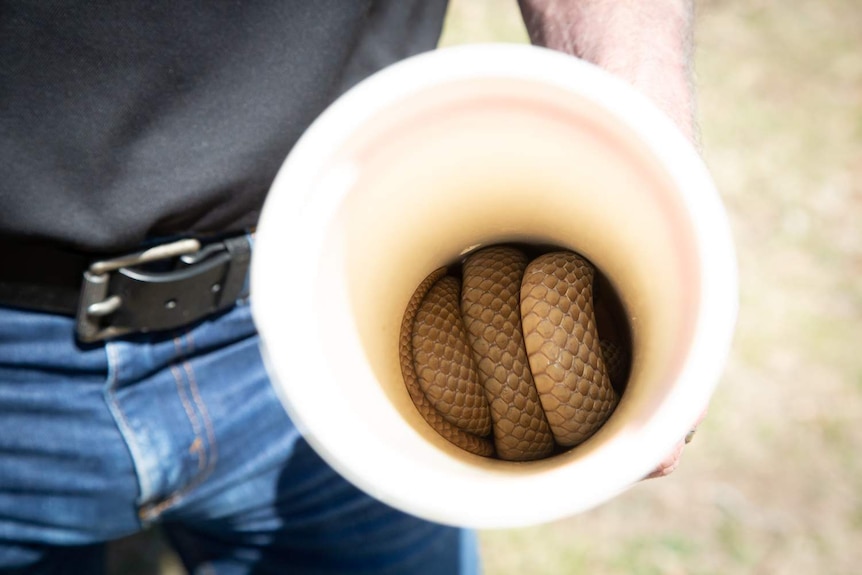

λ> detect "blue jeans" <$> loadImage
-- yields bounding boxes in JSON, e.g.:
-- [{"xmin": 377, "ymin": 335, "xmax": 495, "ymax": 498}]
[{"xmin": 0, "ymin": 302, "xmax": 479, "ymax": 574}]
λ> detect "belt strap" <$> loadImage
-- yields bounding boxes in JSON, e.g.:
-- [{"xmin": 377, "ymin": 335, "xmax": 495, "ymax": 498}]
[{"xmin": 0, "ymin": 240, "xmax": 90, "ymax": 315}]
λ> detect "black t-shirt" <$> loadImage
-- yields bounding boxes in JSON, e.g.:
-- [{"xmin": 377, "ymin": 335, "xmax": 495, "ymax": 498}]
[{"xmin": 0, "ymin": 0, "xmax": 449, "ymax": 252}]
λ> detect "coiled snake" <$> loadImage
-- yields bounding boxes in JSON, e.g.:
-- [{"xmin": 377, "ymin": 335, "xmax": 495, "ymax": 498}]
[{"xmin": 399, "ymin": 246, "xmax": 629, "ymax": 461}]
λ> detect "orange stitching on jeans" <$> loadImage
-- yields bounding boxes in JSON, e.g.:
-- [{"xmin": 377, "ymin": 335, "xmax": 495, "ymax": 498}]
[
  {"xmin": 138, "ymin": 331, "xmax": 223, "ymax": 522},
  {"xmin": 170, "ymin": 364, "xmax": 206, "ymax": 472},
  {"xmin": 183, "ymin": 360, "xmax": 219, "ymax": 480},
  {"xmin": 184, "ymin": 327, "xmax": 197, "ymax": 355},
  {"xmin": 177, "ymin": 327, "xmax": 217, "ymax": 478},
  {"xmin": 173, "ymin": 335, "xmax": 206, "ymax": 471}
]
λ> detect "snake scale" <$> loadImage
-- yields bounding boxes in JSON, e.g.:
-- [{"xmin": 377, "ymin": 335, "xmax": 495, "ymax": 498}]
[{"xmin": 399, "ymin": 246, "xmax": 627, "ymax": 461}]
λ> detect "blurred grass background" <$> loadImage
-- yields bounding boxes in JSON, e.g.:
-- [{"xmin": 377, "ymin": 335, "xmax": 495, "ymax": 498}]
[
  {"xmin": 441, "ymin": 0, "xmax": 862, "ymax": 573},
  {"xmin": 110, "ymin": 0, "xmax": 861, "ymax": 573}
]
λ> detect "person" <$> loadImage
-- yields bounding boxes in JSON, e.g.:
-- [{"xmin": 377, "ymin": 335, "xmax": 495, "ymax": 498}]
[{"xmin": 0, "ymin": 1, "xmax": 700, "ymax": 572}]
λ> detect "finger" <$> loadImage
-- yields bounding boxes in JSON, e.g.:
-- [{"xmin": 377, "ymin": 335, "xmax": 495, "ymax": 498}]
[
  {"xmin": 644, "ymin": 438, "xmax": 685, "ymax": 480},
  {"xmin": 644, "ymin": 407, "xmax": 710, "ymax": 480}
]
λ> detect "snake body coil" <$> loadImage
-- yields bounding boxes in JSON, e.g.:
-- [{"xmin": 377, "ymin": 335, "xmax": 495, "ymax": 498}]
[{"xmin": 399, "ymin": 246, "xmax": 625, "ymax": 461}]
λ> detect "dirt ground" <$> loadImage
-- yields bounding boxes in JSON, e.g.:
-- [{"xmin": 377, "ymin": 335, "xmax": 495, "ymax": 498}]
[
  {"xmin": 441, "ymin": 0, "xmax": 862, "ymax": 573},
  {"xmin": 109, "ymin": 1, "xmax": 861, "ymax": 573}
]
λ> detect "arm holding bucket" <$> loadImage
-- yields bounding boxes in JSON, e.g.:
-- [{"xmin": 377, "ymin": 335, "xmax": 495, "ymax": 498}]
[
  {"xmin": 518, "ymin": 0, "xmax": 704, "ymax": 478},
  {"xmin": 518, "ymin": 0, "xmax": 697, "ymax": 144}
]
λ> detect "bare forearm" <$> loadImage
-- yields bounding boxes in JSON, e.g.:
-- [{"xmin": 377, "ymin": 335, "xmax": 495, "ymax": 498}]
[{"xmin": 518, "ymin": 0, "xmax": 696, "ymax": 142}]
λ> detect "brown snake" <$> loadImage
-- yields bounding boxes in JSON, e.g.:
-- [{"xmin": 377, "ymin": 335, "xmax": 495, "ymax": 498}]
[{"xmin": 399, "ymin": 246, "xmax": 625, "ymax": 461}]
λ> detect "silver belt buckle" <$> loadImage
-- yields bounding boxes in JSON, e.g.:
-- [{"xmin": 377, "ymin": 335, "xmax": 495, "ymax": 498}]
[{"xmin": 75, "ymin": 237, "xmax": 250, "ymax": 342}]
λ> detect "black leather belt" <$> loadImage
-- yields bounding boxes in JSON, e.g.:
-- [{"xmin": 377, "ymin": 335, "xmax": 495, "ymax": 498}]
[{"xmin": 0, "ymin": 235, "xmax": 252, "ymax": 342}]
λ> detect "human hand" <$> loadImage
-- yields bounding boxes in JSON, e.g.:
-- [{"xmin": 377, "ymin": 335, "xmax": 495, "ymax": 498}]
[{"xmin": 644, "ymin": 408, "xmax": 707, "ymax": 479}]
